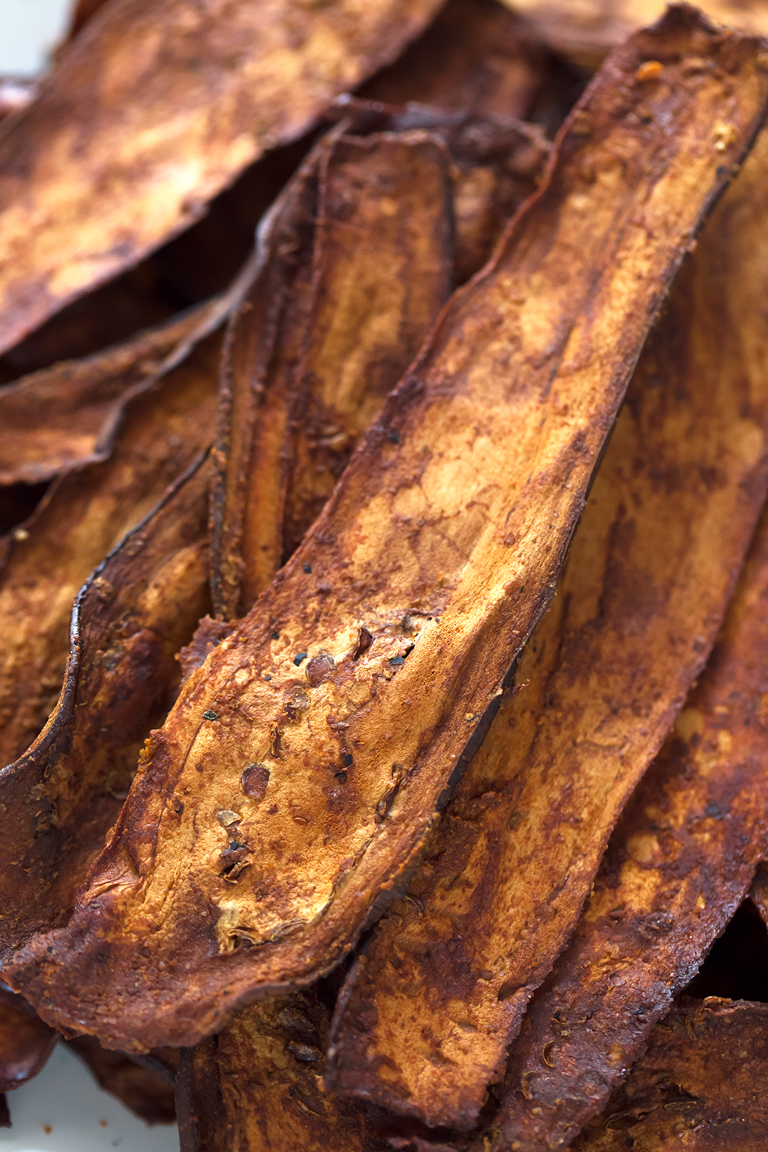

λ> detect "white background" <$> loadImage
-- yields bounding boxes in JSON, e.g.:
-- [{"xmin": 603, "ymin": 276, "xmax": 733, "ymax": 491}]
[{"xmin": 0, "ymin": 2, "xmax": 180, "ymax": 1148}]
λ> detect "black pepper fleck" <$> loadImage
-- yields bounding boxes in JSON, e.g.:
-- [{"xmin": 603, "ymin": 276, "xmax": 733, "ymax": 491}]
[
  {"xmin": 303, "ymin": 563, "xmax": 312, "ymax": 573},
  {"xmin": 203, "ymin": 710, "xmax": 218, "ymax": 721},
  {"xmin": 293, "ymin": 652, "xmax": 308, "ymax": 666},
  {"xmin": 389, "ymin": 655, "xmax": 404, "ymax": 666}
]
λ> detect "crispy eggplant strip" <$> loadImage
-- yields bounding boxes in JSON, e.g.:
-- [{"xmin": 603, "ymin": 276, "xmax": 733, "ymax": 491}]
[
  {"xmin": 0, "ymin": 0, "xmax": 443, "ymax": 356},
  {"xmin": 452, "ymin": 129, "xmax": 768, "ymax": 1152},
  {"xmin": 0, "ymin": 986, "xmax": 57, "ymax": 1094},
  {"xmin": 10, "ymin": 8, "xmax": 767, "ymax": 1053},
  {"xmin": 212, "ymin": 123, "xmax": 455, "ymax": 618},
  {"xmin": 67, "ymin": 1036, "xmax": 176, "ymax": 1124},
  {"xmin": 0, "ymin": 453, "xmax": 213, "ymax": 957},
  {"xmin": 0, "ymin": 300, "xmax": 221, "ymax": 486},
  {"xmin": 213, "ymin": 110, "xmax": 545, "ymax": 618},
  {"xmin": 503, "ymin": 0, "xmax": 768, "ymax": 68},
  {"xmin": 326, "ymin": 120, "xmax": 768, "ymax": 1129},
  {"xmin": 327, "ymin": 130, "xmax": 768, "ymax": 1128},
  {"xmin": 177, "ymin": 994, "xmax": 375, "ymax": 1151},
  {"xmin": 571, "ymin": 997, "xmax": 768, "ymax": 1151}
]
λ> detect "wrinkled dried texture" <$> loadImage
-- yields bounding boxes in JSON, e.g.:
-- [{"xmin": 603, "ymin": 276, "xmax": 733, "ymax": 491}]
[
  {"xmin": 11, "ymin": 7, "xmax": 767, "ymax": 1053},
  {"xmin": 749, "ymin": 861, "xmax": 768, "ymax": 924},
  {"xmin": 572, "ymin": 998, "xmax": 768, "ymax": 1151},
  {"xmin": 0, "ymin": 454, "xmax": 212, "ymax": 959},
  {"xmin": 0, "ymin": 0, "xmax": 443, "ymax": 356},
  {"xmin": 0, "ymin": 986, "xmax": 57, "ymax": 1093},
  {"xmin": 0, "ymin": 300, "xmax": 219, "ymax": 486},
  {"xmin": 326, "ymin": 119, "xmax": 768, "ymax": 1129},
  {"xmin": 212, "ymin": 122, "xmax": 455, "ymax": 619},
  {"xmin": 68, "ymin": 1035, "xmax": 176, "ymax": 1124},
  {"xmin": 177, "ymin": 993, "xmax": 375, "ymax": 1151},
  {"xmin": 361, "ymin": 0, "xmax": 583, "ymax": 135},
  {"xmin": 466, "ymin": 128, "xmax": 768, "ymax": 1152},
  {"xmin": 504, "ymin": 0, "xmax": 768, "ymax": 67}
]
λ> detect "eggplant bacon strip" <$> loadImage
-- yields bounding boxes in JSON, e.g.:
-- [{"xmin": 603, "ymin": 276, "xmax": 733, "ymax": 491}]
[
  {"xmin": 461, "ymin": 128, "xmax": 768, "ymax": 1152},
  {"xmin": 67, "ymin": 1036, "xmax": 176, "ymax": 1124},
  {"xmin": 324, "ymin": 100, "xmax": 768, "ymax": 1133},
  {"xmin": 213, "ymin": 107, "xmax": 546, "ymax": 620},
  {"xmin": 9, "ymin": 8, "xmax": 768, "ymax": 1054},
  {"xmin": 0, "ymin": 0, "xmax": 443, "ymax": 357},
  {"xmin": 571, "ymin": 997, "xmax": 768, "ymax": 1151}
]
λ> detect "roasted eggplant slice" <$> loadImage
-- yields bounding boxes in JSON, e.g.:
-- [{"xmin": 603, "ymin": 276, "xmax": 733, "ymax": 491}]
[
  {"xmin": 0, "ymin": 986, "xmax": 57, "ymax": 1095},
  {"xmin": 325, "ymin": 116, "xmax": 768, "ymax": 1130},
  {"xmin": 9, "ymin": 8, "xmax": 768, "ymax": 1054},
  {"xmin": 67, "ymin": 1035, "xmax": 176, "ymax": 1124}
]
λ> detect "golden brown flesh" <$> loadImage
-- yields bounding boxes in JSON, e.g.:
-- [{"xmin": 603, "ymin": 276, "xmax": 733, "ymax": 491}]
[
  {"xmin": 10, "ymin": 8, "xmax": 767, "ymax": 1054},
  {"xmin": 504, "ymin": 0, "xmax": 768, "ymax": 68},
  {"xmin": 67, "ymin": 1036, "xmax": 176, "ymax": 1124},
  {"xmin": 326, "ymin": 119, "xmax": 768, "ymax": 1129},
  {"xmin": 572, "ymin": 998, "xmax": 768, "ymax": 1151},
  {"xmin": 0, "ymin": 0, "xmax": 442, "ymax": 356},
  {"xmin": 0, "ymin": 986, "xmax": 57, "ymax": 1093},
  {"xmin": 177, "ymin": 994, "xmax": 374, "ymax": 1152},
  {"xmin": 0, "ymin": 301, "xmax": 219, "ymax": 486}
]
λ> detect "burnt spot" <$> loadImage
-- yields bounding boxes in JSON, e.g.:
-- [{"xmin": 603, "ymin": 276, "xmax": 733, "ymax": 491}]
[
  {"xmin": 305, "ymin": 653, "xmax": 334, "ymax": 687},
  {"xmin": 241, "ymin": 763, "xmax": 270, "ymax": 801},
  {"xmin": 352, "ymin": 626, "xmax": 373, "ymax": 661}
]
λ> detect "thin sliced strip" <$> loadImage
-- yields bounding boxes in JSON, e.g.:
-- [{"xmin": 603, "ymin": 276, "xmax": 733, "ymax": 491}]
[
  {"xmin": 0, "ymin": 986, "xmax": 57, "ymax": 1093},
  {"xmin": 0, "ymin": 453, "xmax": 213, "ymax": 957},
  {"xmin": 326, "ymin": 115, "xmax": 768, "ymax": 1130},
  {"xmin": 10, "ymin": 7, "xmax": 768, "ymax": 1053},
  {"xmin": 465, "ymin": 129, "xmax": 768, "ymax": 1152},
  {"xmin": 502, "ymin": 0, "xmax": 768, "ymax": 68},
  {"xmin": 0, "ymin": 299, "xmax": 221, "ymax": 486},
  {"xmin": 213, "ymin": 108, "xmax": 545, "ymax": 618},
  {"xmin": 572, "ymin": 997, "xmax": 768, "ymax": 1151},
  {"xmin": 0, "ymin": 0, "xmax": 443, "ymax": 356}
]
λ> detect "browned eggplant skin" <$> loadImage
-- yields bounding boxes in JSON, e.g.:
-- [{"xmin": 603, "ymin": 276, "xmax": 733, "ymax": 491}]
[
  {"xmin": 8, "ymin": 8, "xmax": 768, "ymax": 1054},
  {"xmin": 571, "ymin": 998, "xmax": 768, "ymax": 1151},
  {"xmin": 0, "ymin": 0, "xmax": 443, "ymax": 356},
  {"xmin": 325, "ymin": 119, "xmax": 768, "ymax": 1130}
]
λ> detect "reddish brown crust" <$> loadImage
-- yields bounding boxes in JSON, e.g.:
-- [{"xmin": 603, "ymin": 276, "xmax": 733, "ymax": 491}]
[
  {"xmin": 68, "ymin": 1035, "xmax": 176, "ymax": 1124},
  {"xmin": 9, "ymin": 7, "xmax": 768, "ymax": 1054},
  {"xmin": 0, "ymin": 0, "xmax": 443, "ymax": 355},
  {"xmin": 325, "ymin": 117, "xmax": 768, "ymax": 1130},
  {"xmin": 571, "ymin": 998, "xmax": 768, "ymax": 1151},
  {"xmin": 0, "ymin": 987, "xmax": 57, "ymax": 1093}
]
